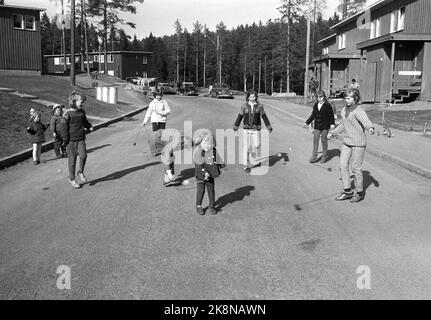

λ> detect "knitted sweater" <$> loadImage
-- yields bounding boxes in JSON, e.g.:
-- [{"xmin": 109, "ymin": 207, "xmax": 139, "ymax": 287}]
[
  {"xmin": 331, "ymin": 105, "xmax": 374, "ymax": 147},
  {"xmin": 63, "ymin": 108, "xmax": 92, "ymax": 142},
  {"xmin": 233, "ymin": 102, "xmax": 272, "ymax": 131}
]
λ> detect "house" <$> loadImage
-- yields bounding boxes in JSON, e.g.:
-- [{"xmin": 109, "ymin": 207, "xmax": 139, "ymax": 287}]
[
  {"xmin": 43, "ymin": 51, "xmax": 153, "ymax": 80},
  {"xmin": 356, "ymin": 0, "xmax": 431, "ymax": 102},
  {"xmin": 312, "ymin": 15, "xmax": 369, "ymax": 97},
  {"xmin": 0, "ymin": 4, "xmax": 45, "ymax": 75}
]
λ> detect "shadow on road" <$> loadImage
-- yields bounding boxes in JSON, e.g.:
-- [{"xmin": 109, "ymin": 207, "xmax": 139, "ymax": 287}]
[
  {"xmin": 178, "ymin": 168, "xmax": 195, "ymax": 180},
  {"xmin": 325, "ymin": 148, "xmax": 340, "ymax": 162},
  {"xmin": 87, "ymin": 144, "xmax": 112, "ymax": 153},
  {"xmin": 88, "ymin": 161, "xmax": 160, "ymax": 186},
  {"xmin": 268, "ymin": 152, "xmax": 289, "ymax": 166},
  {"xmin": 214, "ymin": 185, "xmax": 255, "ymax": 211},
  {"xmin": 363, "ymin": 170, "xmax": 379, "ymax": 192}
]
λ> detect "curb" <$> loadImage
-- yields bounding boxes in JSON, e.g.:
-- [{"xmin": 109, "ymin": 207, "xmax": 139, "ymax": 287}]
[
  {"xmin": 264, "ymin": 101, "xmax": 431, "ymax": 180},
  {"xmin": 0, "ymin": 105, "xmax": 148, "ymax": 170}
]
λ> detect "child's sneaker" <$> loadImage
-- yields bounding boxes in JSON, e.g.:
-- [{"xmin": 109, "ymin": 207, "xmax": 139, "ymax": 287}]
[
  {"xmin": 78, "ymin": 172, "xmax": 88, "ymax": 183},
  {"xmin": 350, "ymin": 193, "xmax": 364, "ymax": 203},
  {"xmin": 196, "ymin": 205, "xmax": 205, "ymax": 215},
  {"xmin": 69, "ymin": 179, "xmax": 81, "ymax": 189},
  {"xmin": 209, "ymin": 207, "xmax": 217, "ymax": 215},
  {"xmin": 33, "ymin": 160, "xmax": 40, "ymax": 165}
]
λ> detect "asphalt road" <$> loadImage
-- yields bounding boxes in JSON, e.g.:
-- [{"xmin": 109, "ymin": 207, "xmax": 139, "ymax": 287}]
[{"xmin": 1, "ymin": 94, "xmax": 431, "ymax": 299}]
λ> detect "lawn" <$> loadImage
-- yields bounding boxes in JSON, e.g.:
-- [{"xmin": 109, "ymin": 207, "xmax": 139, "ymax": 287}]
[
  {"xmin": 0, "ymin": 75, "xmax": 150, "ymax": 158},
  {"xmin": 365, "ymin": 108, "xmax": 431, "ymax": 133}
]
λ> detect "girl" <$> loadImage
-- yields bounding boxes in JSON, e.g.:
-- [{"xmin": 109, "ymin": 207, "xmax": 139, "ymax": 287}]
[
  {"xmin": 193, "ymin": 131, "xmax": 223, "ymax": 215},
  {"xmin": 233, "ymin": 90, "xmax": 273, "ymax": 173},
  {"xmin": 50, "ymin": 104, "xmax": 68, "ymax": 158},
  {"xmin": 304, "ymin": 90, "xmax": 335, "ymax": 163},
  {"xmin": 328, "ymin": 88, "xmax": 375, "ymax": 203},
  {"xmin": 142, "ymin": 90, "xmax": 171, "ymax": 131},
  {"xmin": 26, "ymin": 111, "xmax": 47, "ymax": 165}
]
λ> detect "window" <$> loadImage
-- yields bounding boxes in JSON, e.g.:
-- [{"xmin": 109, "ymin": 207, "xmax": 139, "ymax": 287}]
[
  {"xmin": 54, "ymin": 57, "xmax": 61, "ymax": 65},
  {"xmin": 391, "ymin": 7, "xmax": 405, "ymax": 33},
  {"xmin": 370, "ymin": 18, "xmax": 381, "ymax": 39},
  {"xmin": 107, "ymin": 54, "xmax": 114, "ymax": 63},
  {"xmin": 142, "ymin": 56, "xmax": 147, "ymax": 64},
  {"xmin": 322, "ymin": 47, "xmax": 329, "ymax": 55},
  {"xmin": 25, "ymin": 15, "xmax": 35, "ymax": 30},
  {"xmin": 338, "ymin": 33, "xmax": 346, "ymax": 50},
  {"xmin": 13, "ymin": 14, "xmax": 23, "ymax": 29},
  {"xmin": 66, "ymin": 57, "xmax": 71, "ymax": 65},
  {"xmin": 398, "ymin": 7, "xmax": 405, "ymax": 31},
  {"xmin": 142, "ymin": 72, "xmax": 148, "ymax": 78}
]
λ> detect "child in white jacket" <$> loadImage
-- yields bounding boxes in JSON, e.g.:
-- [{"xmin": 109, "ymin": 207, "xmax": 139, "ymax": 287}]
[{"xmin": 142, "ymin": 90, "xmax": 171, "ymax": 131}]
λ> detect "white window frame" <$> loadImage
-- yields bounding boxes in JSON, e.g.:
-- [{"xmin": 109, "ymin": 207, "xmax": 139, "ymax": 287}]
[
  {"xmin": 338, "ymin": 33, "xmax": 346, "ymax": 50},
  {"xmin": 13, "ymin": 14, "xmax": 24, "ymax": 29},
  {"xmin": 370, "ymin": 20, "xmax": 376, "ymax": 39},
  {"xmin": 142, "ymin": 71, "xmax": 148, "ymax": 78},
  {"xmin": 54, "ymin": 57, "xmax": 61, "ymax": 65},
  {"xmin": 107, "ymin": 54, "xmax": 114, "ymax": 63},
  {"xmin": 24, "ymin": 15, "xmax": 36, "ymax": 31},
  {"xmin": 142, "ymin": 56, "xmax": 148, "ymax": 64},
  {"xmin": 323, "ymin": 47, "xmax": 329, "ymax": 55},
  {"xmin": 370, "ymin": 18, "xmax": 381, "ymax": 39},
  {"xmin": 66, "ymin": 57, "xmax": 71, "ymax": 65},
  {"xmin": 375, "ymin": 18, "xmax": 381, "ymax": 37}
]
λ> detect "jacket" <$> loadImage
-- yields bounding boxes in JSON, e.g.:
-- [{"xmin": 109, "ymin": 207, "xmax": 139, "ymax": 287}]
[
  {"xmin": 233, "ymin": 102, "xmax": 272, "ymax": 131},
  {"xmin": 63, "ymin": 108, "xmax": 93, "ymax": 143},
  {"xmin": 193, "ymin": 145, "xmax": 224, "ymax": 180},
  {"xmin": 27, "ymin": 122, "xmax": 47, "ymax": 143},
  {"xmin": 305, "ymin": 101, "xmax": 335, "ymax": 130},
  {"xmin": 143, "ymin": 99, "xmax": 171, "ymax": 124},
  {"xmin": 50, "ymin": 115, "xmax": 69, "ymax": 140}
]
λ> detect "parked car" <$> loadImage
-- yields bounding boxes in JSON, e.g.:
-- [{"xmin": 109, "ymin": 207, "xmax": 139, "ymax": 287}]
[
  {"xmin": 176, "ymin": 82, "xmax": 199, "ymax": 96},
  {"xmin": 210, "ymin": 83, "xmax": 234, "ymax": 99},
  {"xmin": 157, "ymin": 82, "xmax": 176, "ymax": 94}
]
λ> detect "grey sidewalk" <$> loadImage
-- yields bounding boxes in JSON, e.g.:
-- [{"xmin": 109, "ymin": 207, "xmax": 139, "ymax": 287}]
[{"xmin": 262, "ymin": 98, "xmax": 431, "ymax": 179}]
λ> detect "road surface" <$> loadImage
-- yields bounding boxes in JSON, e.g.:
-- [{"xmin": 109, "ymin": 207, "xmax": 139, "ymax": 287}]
[{"xmin": 1, "ymin": 94, "xmax": 431, "ymax": 299}]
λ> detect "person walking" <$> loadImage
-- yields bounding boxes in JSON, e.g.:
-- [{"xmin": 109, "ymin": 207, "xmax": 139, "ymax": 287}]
[
  {"xmin": 141, "ymin": 90, "xmax": 171, "ymax": 132},
  {"xmin": 328, "ymin": 88, "xmax": 375, "ymax": 203},
  {"xmin": 233, "ymin": 90, "xmax": 273, "ymax": 173},
  {"xmin": 26, "ymin": 111, "xmax": 47, "ymax": 165},
  {"xmin": 63, "ymin": 91, "xmax": 93, "ymax": 188},
  {"xmin": 50, "ymin": 104, "xmax": 68, "ymax": 158},
  {"xmin": 304, "ymin": 90, "xmax": 335, "ymax": 164}
]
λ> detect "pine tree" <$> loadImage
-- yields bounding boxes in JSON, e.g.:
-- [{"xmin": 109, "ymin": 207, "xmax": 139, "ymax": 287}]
[{"xmin": 337, "ymin": 0, "xmax": 367, "ymax": 19}]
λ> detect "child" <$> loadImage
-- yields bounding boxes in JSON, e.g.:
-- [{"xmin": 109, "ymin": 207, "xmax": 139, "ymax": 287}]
[
  {"xmin": 50, "ymin": 104, "xmax": 69, "ymax": 158},
  {"xmin": 328, "ymin": 88, "xmax": 375, "ymax": 203},
  {"xmin": 141, "ymin": 90, "xmax": 171, "ymax": 132},
  {"xmin": 26, "ymin": 111, "xmax": 47, "ymax": 165},
  {"xmin": 193, "ymin": 131, "xmax": 224, "ymax": 215},
  {"xmin": 63, "ymin": 91, "xmax": 93, "ymax": 188},
  {"xmin": 233, "ymin": 89, "xmax": 272, "ymax": 173},
  {"xmin": 304, "ymin": 90, "xmax": 335, "ymax": 163}
]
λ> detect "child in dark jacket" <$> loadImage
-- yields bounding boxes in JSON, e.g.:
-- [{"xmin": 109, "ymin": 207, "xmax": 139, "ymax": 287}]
[
  {"xmin": 304, "ymin": 90, "xmax": 335, "ymax": 163},
  {"xmin": 26, "ymin": 111, "xmax": 47, "ymax": 165},
  {"xmin": 50, "ymin": 104, "xmax": 69, "ymax": 158},
  {"xmin": 63, "ymin": 91, "xmax": 93, "ymax": 188},
  {"xmin": 193, "ymin": 131, "xmax": 224, "ymax": 215}
]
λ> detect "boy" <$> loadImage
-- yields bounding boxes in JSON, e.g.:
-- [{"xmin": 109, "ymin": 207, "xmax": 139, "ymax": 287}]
[
  {"xmin": 63, "ymin": 91, "xmax": 93, "ymax": 188},
  {"xmin": 141, "ymin": 90, "xmax": 171, "ymax": 132},
  {"xmin": 328, "ymin": 88, "xmax": 374, "ymax": 203},
  {"xmin": 50, "ymin": 104, "xmax": 68, "ymax": 158}
]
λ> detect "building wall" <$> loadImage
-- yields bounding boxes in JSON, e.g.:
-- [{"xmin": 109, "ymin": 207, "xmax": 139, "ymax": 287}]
[
  {"xmin": 336, "ymin": 21, "xmax": 369, "ymax": 53},
  {"xmin": 0, "ymin": 7, "xmax": 42, "ymax": 72},
  {"xmin": 420, "ymin": 42, "xmax": 431, "ymax": 100},
  {"xmin": 121, "ymin": 53, "xmax": 151, "ymax": 79}
]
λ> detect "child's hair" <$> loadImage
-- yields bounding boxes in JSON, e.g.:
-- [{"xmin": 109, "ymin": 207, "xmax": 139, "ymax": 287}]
[
  {"xmin": 345, "ymin": 88, "xmax": 361, "ymax": 104},
  {"xmin": 194, "ymin": 129, "xmax": 216, "ymax": 147},
  {"xmin": 68, "ymin": 91, "xmax": 86, "ymax": 109},
  {"xmin": 245, "ymin": 89, "xmax": 258, "ymax": 103},
  {"xmin": 316, "ymin": 90, "xmax": 326, "ymax": 100}
]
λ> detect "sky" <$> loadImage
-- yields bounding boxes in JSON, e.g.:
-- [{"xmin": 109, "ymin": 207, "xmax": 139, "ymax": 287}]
[{"xmin": 5, "ymin": 0, "xmax": 375, "ymax": 38}]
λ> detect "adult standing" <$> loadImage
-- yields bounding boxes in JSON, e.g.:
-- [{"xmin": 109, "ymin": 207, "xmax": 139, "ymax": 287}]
[
  {"xmin": 233, "ymin": 90, "xmax": 273, "ymax": 173},
  {"xmin": 304, "ymin": 90, "xmax": 335, "ymax": 163}
]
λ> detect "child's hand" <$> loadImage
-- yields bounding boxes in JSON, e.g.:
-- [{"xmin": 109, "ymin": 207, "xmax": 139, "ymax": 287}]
[
  {"xmin": 330, "ymin": 124, "xmax": 335, "ymax": 130},
  {"xmin": 327, "ymin": 132, "xmax": 334, "ymax": 140},
  {"xmin": 53, "ymin": 133, "xmax": 57, "ymax": 137},
  {"xmin": 204, "ymin": 172, "xmax": 210, "ymax": 180},
  {"xmin": 89, "ymin": 127, "xmax": 94, "ymax": 132}
]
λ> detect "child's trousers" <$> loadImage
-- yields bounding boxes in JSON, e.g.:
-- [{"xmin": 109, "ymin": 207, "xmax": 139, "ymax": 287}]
[
  {"xmin": 67, "ymin": 140, "xmax": 87, "ymax": 181},
  {"xmin": 196, "ymin": 178, "xmax": 215, "ymax": 208},
  {"xmin": 339, "ymin": 144, "xmax": 365, "ymax": 193},
  {"xmin": 54, "ymin": 137, "xmax": 67, "ymax": 157}
]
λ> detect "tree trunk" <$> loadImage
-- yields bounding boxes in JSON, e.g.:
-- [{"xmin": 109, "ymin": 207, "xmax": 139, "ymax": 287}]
[
  {"xmin": 83, "ymin": 0, "xmax": 90, "ymax": 77},
  {"xmin": 258, "ymin": 58, "xmax": 261, "ymax": 94},
  {"xmin": 70, "ymin": 0, "xmax": 75, "ymax": 86},
  {"xmin": 264, "ymin": 53, "xmax": 267, "ymax": 94},
  {"xmin": 286, "ymin": 1, "xmax": 291, "ymax": 93},
  {"xmin": 103, "ymin": 2, "xmax": 108, "ymax": 75}
]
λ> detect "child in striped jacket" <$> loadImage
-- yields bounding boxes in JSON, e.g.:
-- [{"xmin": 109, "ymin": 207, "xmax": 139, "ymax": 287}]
[{"xmin": 328, "ymin": 88, "xmax": 375, "ymax": 203}]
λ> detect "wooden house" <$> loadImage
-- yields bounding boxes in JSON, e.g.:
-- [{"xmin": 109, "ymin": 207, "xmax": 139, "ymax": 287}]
[
  {"xmin": 0, "ymin": 4, "xmax": 45, "ymax": 75},
  {"xmin": 43, "ymin": 51, "xmax": 153, "ymax": 80},
  {"xmin": 356, "ymin": 0, "xmax": 431, "ymax": 103},
  {"xmin": 312, "ymin": 15, "xmax": 369, "ymax": 97}
]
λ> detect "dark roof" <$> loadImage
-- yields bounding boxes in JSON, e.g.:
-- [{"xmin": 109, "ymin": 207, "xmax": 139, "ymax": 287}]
[
  {"xmin": 0, "ymin": 4, "xmax": 46, "ymax": 11},
  {"xmin": 317, "ymin": 34, "xmax": 336, "ymax": 44}
]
